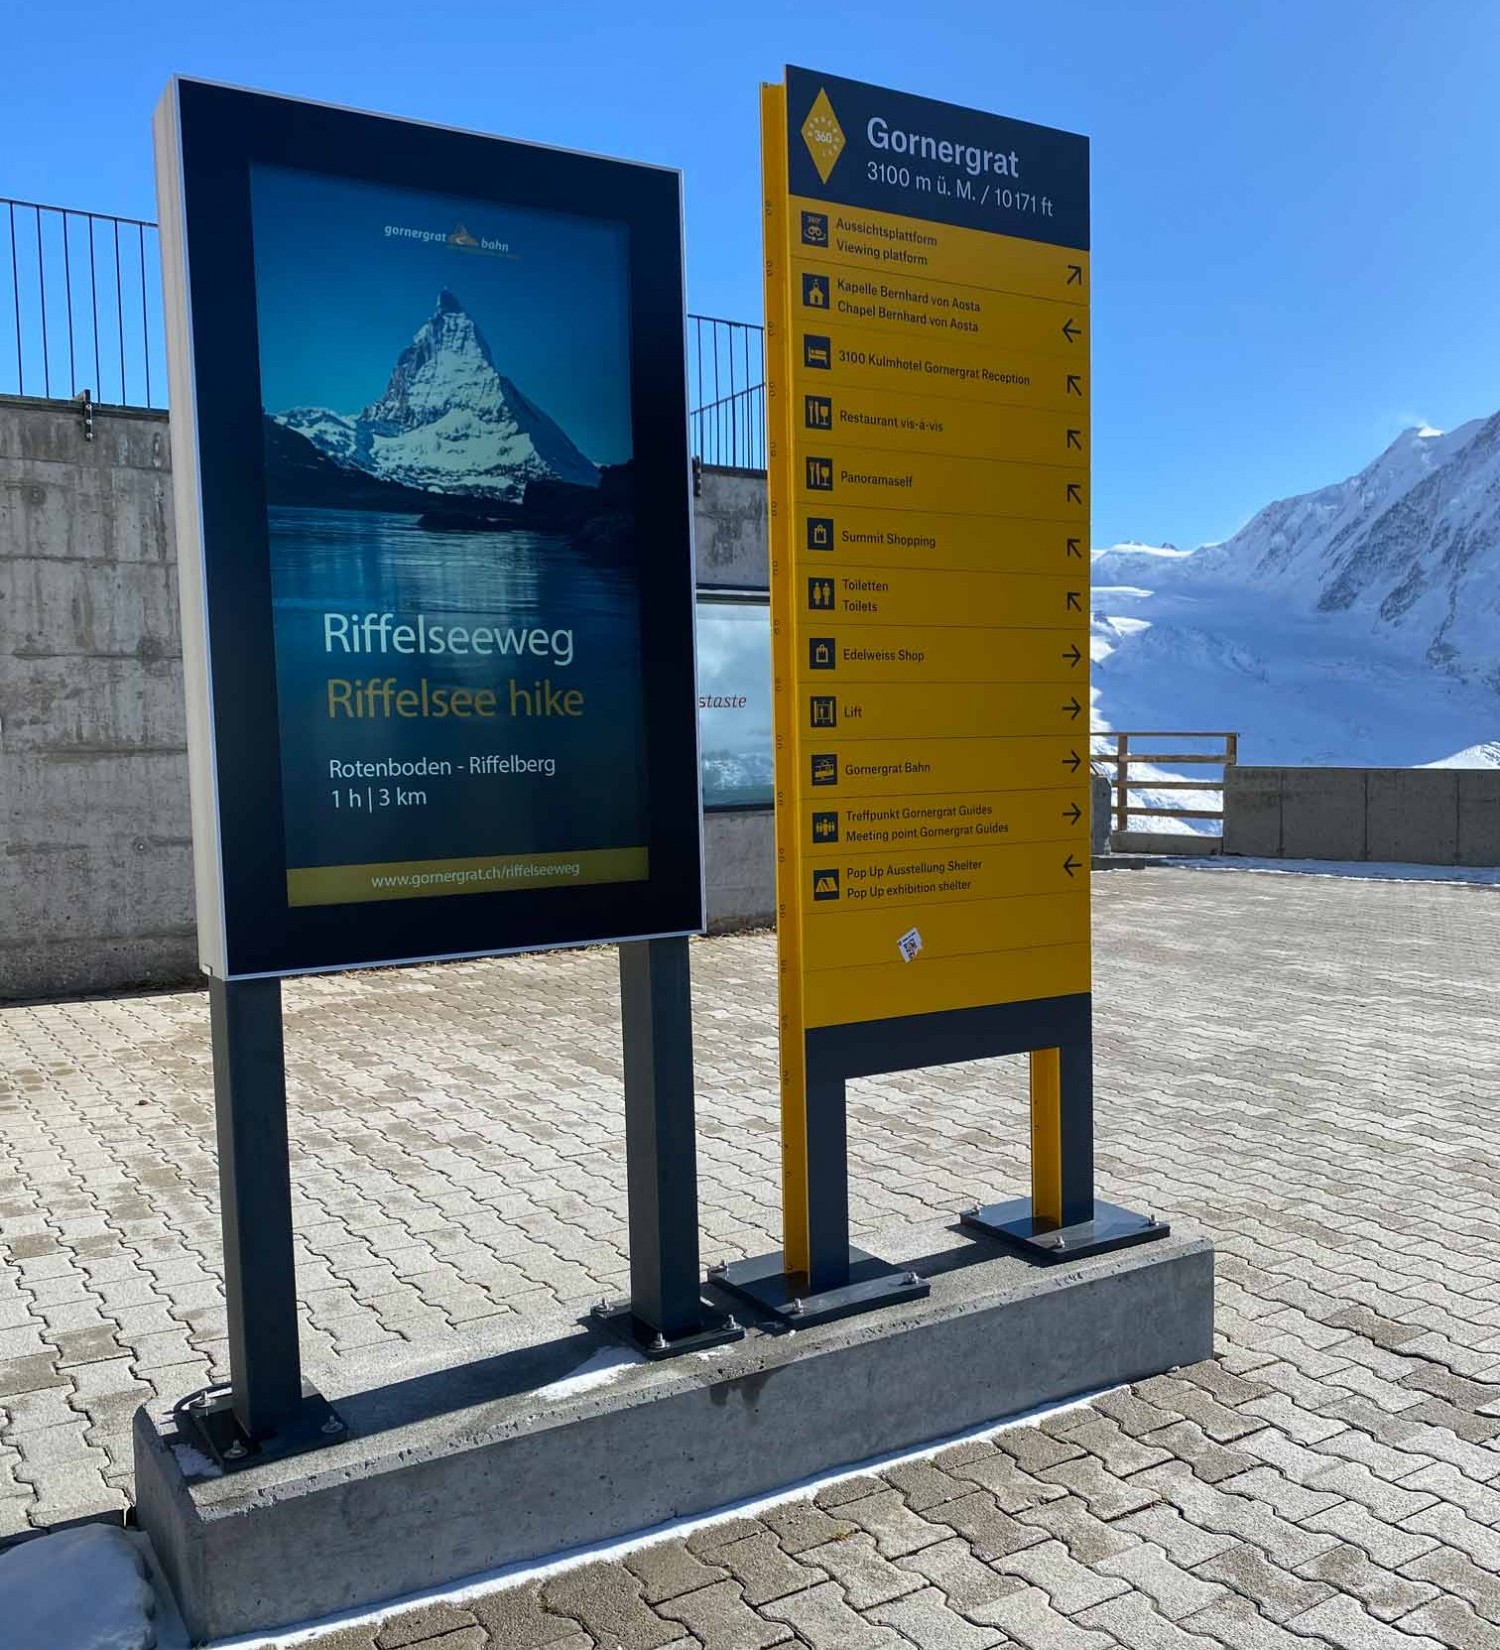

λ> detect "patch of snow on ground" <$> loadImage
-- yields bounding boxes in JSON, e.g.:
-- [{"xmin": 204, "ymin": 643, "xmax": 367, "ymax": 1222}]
[
  {"xmin": 1158, "ymin": 856, "xmax": 1500, "ymax": 886},
  {"xmin": 534, "ymin": 1345, "xmax": 645, "ymax": 1400},
  {"xmin": 0, "ymin": 1524, "xmax": 159, "ymax": 1650},
  {"xmin": 218, "ymin": 1383, "xmax": 1121, "ymax": 1649}
]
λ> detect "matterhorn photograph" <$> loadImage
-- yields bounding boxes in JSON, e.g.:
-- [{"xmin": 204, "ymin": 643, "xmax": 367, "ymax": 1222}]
[{"xmin": 247, "ymin": 163, "xmax": 651, "ymax": 877}]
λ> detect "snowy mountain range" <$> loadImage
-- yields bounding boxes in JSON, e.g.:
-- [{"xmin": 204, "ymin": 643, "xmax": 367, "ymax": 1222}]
[
  {"xmin": 1092, "ymin": 412, "xmax": 1500, "ymax": 786},
  {"xmin": 272, "ymin": 290, "xmax": 600, "ymax": 503}
]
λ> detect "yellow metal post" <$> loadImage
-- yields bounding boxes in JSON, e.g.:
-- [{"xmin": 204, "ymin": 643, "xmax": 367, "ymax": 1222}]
[
  {"xmin": 761, "ymin": 84, "xmax": 810, "ymax": 1276},
  {"xmin": 1029, "ymin": 1047, "xmax": 1063, "ymax": 1229}
]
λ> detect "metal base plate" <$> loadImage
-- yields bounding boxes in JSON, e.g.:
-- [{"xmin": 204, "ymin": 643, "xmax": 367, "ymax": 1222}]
[
  {"xmin": 589, "ymin": 1301, "xmax": 746, "ymax": 1360},
  {"xmin": 961, "ymin": 1197, "xmax": 1169, "ymax": 1262},
  {"xmin": 175, "ymin": 1384, "xmax": 347, "ymax": 1473},
  {"xmin": 713, "ymin": 1246, "xmax": 930, "ymax": 1329}
]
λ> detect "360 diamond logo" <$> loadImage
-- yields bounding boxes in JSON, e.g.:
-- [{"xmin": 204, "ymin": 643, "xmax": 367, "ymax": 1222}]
[{"xmin": 800, "ymin": 89, "xmax": 846, "ymax": 184}]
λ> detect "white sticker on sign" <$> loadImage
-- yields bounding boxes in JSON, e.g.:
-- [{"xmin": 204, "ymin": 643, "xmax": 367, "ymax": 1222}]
[{"xmin": 897, "ymin": 927, "xmax": 923, "ymax": 962}]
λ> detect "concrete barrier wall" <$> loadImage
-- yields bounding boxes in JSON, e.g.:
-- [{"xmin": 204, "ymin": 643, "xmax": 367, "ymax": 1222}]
[
  {"xmin": 0, "ymin": 398, "xmax": 194, "ymax": 999},
  {"xmin": 0, "ymin": 394, "xmax": 771, "ymax": 1000},
  {"xmin": 1225, "ymin": 765, "xmax": 1500, "ymax": 866}
]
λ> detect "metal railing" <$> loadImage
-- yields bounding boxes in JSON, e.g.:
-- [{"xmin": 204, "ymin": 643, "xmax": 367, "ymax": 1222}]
[
  {"xmin": 2, "ymin": 196, "xmax": 770, "ymax": 465},
  {"xmin": 2, "ymin": 197, "xmax": 165, "ymax": 409},
  {"xmin": 1091, "ymin": 730, "xmax": 1239, "ymax": 839},
  {"xmin": 687, "ymin": 314, "xmax": 765, "ymax": 470}
]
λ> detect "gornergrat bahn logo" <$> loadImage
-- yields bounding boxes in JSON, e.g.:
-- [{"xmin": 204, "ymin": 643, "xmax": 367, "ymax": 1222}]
[{"xmin": 801, "ymin": 88, "xmax": 846, "ymax": 184}]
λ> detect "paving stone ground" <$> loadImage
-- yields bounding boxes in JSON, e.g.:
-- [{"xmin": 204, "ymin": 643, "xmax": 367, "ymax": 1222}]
[{"xmin": 2, "ymin": 863, "xmax": 1499, "ymax": 1648}]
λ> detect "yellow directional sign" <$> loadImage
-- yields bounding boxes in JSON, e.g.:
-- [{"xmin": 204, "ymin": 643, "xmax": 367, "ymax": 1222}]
[
  {"xmin": 763, "ymin": 65, "xmax": 1097, "ymax": 1278},
  {"xmin": 797, "ymin": 507, "xmax": 1085, "ymax": 577},
  {"xmin": 790, "ymin": 445, "xmax": 1087, "ymax": 520}
]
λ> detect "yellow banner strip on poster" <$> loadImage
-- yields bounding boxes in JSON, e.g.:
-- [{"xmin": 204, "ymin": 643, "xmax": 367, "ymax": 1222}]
[
  {"xmin": 286, "ymin": 846, "xmax": 649, "ymax": 907},
  {"xmin": 763, "ymin": 82, "xmax": 812, "ymax": 1277}
]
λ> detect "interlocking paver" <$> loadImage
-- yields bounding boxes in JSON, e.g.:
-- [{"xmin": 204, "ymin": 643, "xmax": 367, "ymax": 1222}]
[
  {"xmin": 998, "ymin": 1535, "xmax": 1131, "ymax": 1614},
  {"xmin": 892, "ymin": 1534, "xmax": 1029, "ymax": 1619},
  {"xmin": 760, "ymin": 1580, "xmax": 907, "ymax": 1648},
  {"xmin": 1398, "ymin": 1596, "xmax": 1500, "ymax": 1650},
  {"xmin": 625, "ymin": 1540, "xmax": 729, "ymax": 1604},
  {"xmin": 467, "ymin": 1580, "xmax": 589, "ymax": 1646},
  {"xmin": 375, "ymin": 1602, "xmax": 480, "ymax": 1647},
  {"xmin": 1098, "ymin": 1541, "xmax": 1229, "ymax": 1620},
  {"xmin": 801, "ymin": 1532, "xmax": 922, "ymax": 1609},
  {"xmin": 1400, "ymin": 1544, "xmax": 1500, "ymax": 1623},
  {"xmin": 756, "ymin": 1498, "xmax": 855, "ymax": 1556},
  {"xmin": 1192, "ymin": 1542, "xmax": 1331, "ymax": 1622},
  {"xmin": 1021, "ymin": 1492, "xmax": 1144, "ymax": 1563},
  {"xmin": 1286, "ymin": 1593, "xmax": 1448, "ymax": 1650},
  {"xmin": 711, "ymin": 1531, "xmax": 827, "ymax": 1607},
  {"xmin": 655, "ymin": 1579, "xmax": 791, "ymax": 1649},
  {"xmin": 1079, "ymin": 1590, "xmax": 1227, "ymax": 1650},
  {"xmin": 925, "ymin": 1489, "xmax": 1047, "ymax": 1560},
  {"xmin": 541, "ymin": 1562, "xmax": 687, "ymax": 1648},
  {"xmin": 934, "ymin": 1440, "xmax": 1066, "ymax": 1511},
  {"xmin": 866, "ymin": 1585, "xmax": 1005, "ymax": 1649},
  {"xmin": 834, "ymin": 1487, "xmax": 948, "ymax": 1558},
  {"xmin": 1184, "ymin": 1594, "xmax": 1333, "ymax": 1650},
  {"xmin": 983, "ymin": 1583, "xmax": 1121, "ymax": 1650},
  {"xmin": 6, "ymin": 868, "xmax": 1500, "ymax": 1648}
]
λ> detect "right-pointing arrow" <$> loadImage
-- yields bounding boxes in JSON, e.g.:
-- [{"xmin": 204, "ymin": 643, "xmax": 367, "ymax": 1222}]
[
  {"xmin": 1063, "ymin": 854, "xmax": 1080, "ymax": 877},
  {"xmin": 1063, "ymin": 801, "xmax": 1083, "ymax": 825},
  {"xmin": 1062, "ymin": 749, "xmax": 1082, "ymax": 772},
  {"xmin": 1062, "ymin": 696, "xmax": 1082, "ymax": 720},
  {"xmin": 1062, "ymin": 643, "xmax": 1082, "ymax": 666}
]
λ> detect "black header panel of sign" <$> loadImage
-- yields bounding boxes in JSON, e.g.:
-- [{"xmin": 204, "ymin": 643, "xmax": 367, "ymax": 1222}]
[
  {"xmin": 157, "ymin": 80, "xmax": 703, "ymax": 978},
  {"xmin": 785, "ymin": 65, "xmax": 1088, "ymax": 251}
]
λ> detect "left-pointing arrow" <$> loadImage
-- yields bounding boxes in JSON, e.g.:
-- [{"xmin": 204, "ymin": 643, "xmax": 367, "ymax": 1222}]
[
  {"xmin": 1066, "ymin": 428, "xmax": 1083, "ymax": 450},
  {"xmin": 1065, "ymin": 591, "xmax": 1083, "ymax": 612},
  {"xmin": 1063, "ymin": 854, "xmax": 1081, "ymax": 877},
  {"xmin": 1062, "ymin": 317, "xmax": 1081, "ymax": 342},
  {"xmin": 1062, "ymin": 696, "xmax": 1082, "ymax": 720}
]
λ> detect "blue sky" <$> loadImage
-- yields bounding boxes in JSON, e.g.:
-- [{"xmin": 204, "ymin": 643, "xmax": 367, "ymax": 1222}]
[
  {"xmin": 251, "ymin": 167, "xmax": 633, "ymax": 464},
  {"xmin": 5, "ymin": 1, "xmax": 1500, "ymax": 548}
]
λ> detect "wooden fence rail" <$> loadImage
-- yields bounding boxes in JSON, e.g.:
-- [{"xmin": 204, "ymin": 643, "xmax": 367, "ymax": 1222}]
[{"xmin": 1090, "ymin": 730, "xmax": 1239, "ymax": 838}]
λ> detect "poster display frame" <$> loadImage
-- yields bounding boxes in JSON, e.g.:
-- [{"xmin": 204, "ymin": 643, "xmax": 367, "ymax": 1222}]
[{"xmin": 156, "ymin": 78, "xmax": 705, "ymax": 981}]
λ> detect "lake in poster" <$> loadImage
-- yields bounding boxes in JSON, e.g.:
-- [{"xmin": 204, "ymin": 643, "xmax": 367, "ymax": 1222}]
[{"xmin": 249, "ymin": 166, "xmax": 648, "ymax": 906}]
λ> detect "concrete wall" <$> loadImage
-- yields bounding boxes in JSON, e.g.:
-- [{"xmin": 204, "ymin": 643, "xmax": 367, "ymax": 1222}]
[
  {"xmin": 693, "ymin": 466, "xmax": 768, "ymax": 588},
  {"xmin": 1, "ymin": 397, "xmax": 195, "ymax": 999},
  {"xmin": 0, "ymin": 405, "xmax": 771, "ymax": 1000},
  {"xmin": 1224, "ymin": 765, "xmax": 1500, "ymax": 866}
]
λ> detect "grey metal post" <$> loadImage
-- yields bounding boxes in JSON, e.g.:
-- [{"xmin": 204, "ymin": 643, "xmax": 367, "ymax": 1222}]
[
  {"xmin": 805, "ymin": 1074, "xmax": 850, "ymax": 1294},
  {"xmin": 618, "ymin": 937, "xmax": 705, "ymax": 1340},
  {"xmin": 209, "ymin": 976, "xmax": 304, "ymax": 1438},
  {"xmin": 1059, "ymin": 1037, "xmax": 1095, "ymax": 1228}
]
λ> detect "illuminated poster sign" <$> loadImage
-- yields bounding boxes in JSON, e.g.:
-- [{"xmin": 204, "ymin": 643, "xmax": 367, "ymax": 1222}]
[{"xmin": 155, "ymin": 81, "xmax": 702, "ymax": 976}]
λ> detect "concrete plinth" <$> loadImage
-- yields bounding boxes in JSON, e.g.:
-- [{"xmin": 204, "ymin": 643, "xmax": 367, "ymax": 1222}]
[{"xmin": 135, "ymin": 1219, "xmax": 1213, "ymax": 1642}]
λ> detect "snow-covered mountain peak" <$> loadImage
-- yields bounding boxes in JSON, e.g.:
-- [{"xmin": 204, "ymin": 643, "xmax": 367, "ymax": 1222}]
[
  {"xmin": 362, "ymin": 290, "xmax": 508, "ymax": 431},
  {"xmin": 1091, "ymin": 405, "xmax": 1500, "ymax": 773},
  {"xmin": 270, "ymin": 290, "xmax": 600, "ymax": 501}
]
